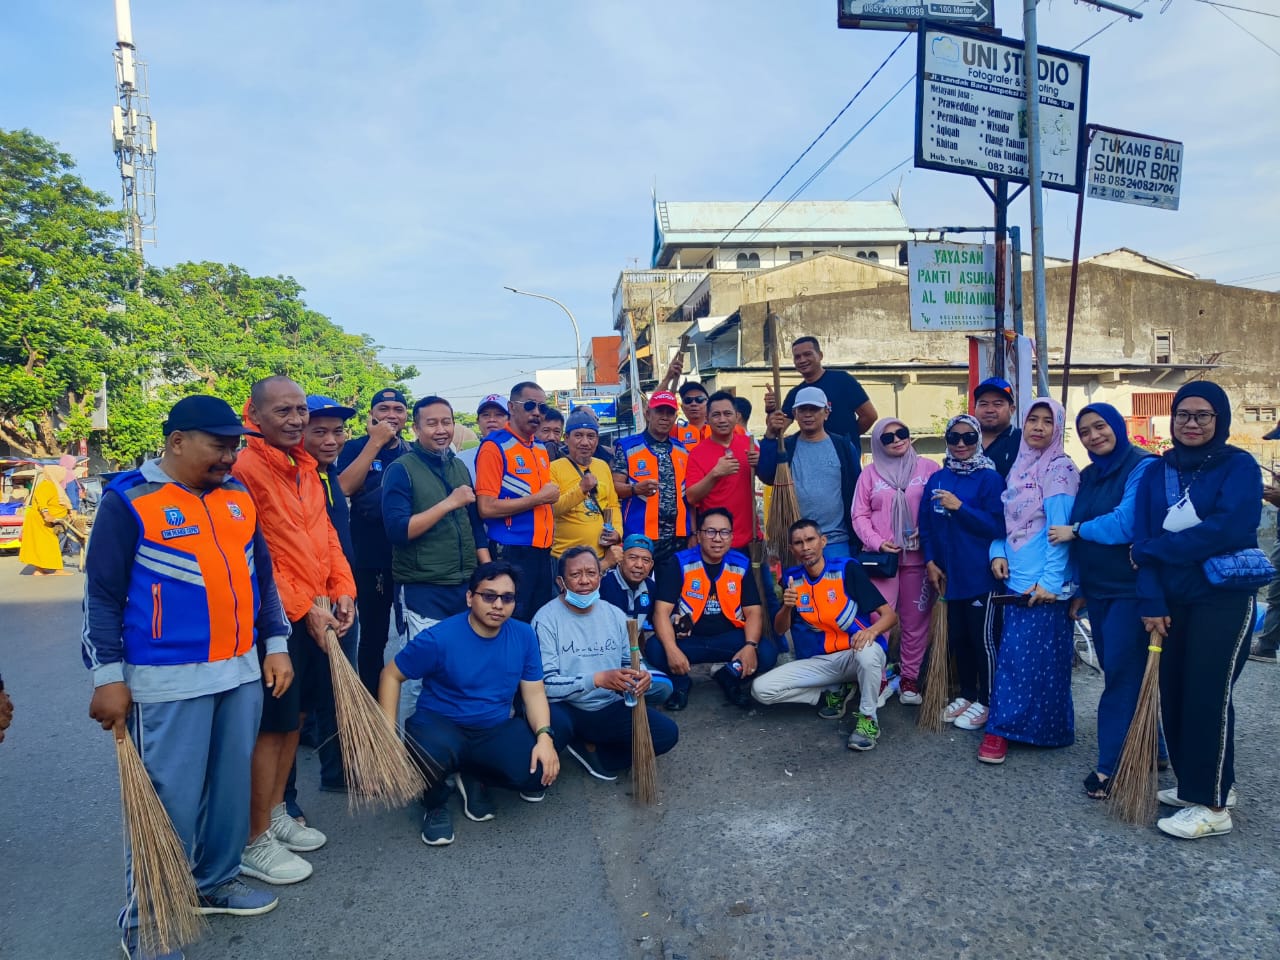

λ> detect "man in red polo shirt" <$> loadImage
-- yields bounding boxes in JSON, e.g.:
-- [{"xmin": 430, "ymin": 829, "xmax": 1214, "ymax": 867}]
[{"xmin": 685, "ymin": 391, "xmax": 757, "ymax": 551}]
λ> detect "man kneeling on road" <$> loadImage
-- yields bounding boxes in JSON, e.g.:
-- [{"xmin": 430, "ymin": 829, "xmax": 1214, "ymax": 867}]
[
  {"xmin": 533, "ymin": 546, "xmax": 678, "ymax": 783},
  {"xmin": 377, "ymin": 561, "xmax": 559, "ymax": 846},
  {"xmin": 753, "ymin": 519, "xmax": 898, "ymax": 751},
  {"xmin": 647, "ymin": 508, "xmax": 776, "ymax": 711}
]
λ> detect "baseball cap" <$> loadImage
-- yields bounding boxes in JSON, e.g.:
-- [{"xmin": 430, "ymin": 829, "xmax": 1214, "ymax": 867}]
[
  {"xmin": 163, "ymin": 395, "xmax": 261, "ymax": 437},
  {"xmin": 370, "ymin": 388, "xmax": 408, "ymax": 408},
  {"xmin": 974, "ymin": 377, "xmax": 1015, "ymax": 403},
  {"xmin": 1264, "ymin": 424, "xmax": 1280, "ymax": 441},
  {"xmin": 477, "ymin": 394, "xmax": 509, "ymax": 415},
  {"xmin": 306, "ymin": 395, "xmax": 356, "ymax": 421},
  {"xmin": 793, "ymin": 386, "xmax": 829, "ymax": 410},
  {"xmin": 648, "ymin": 390, "xmax": 679, "ymax": 410},
  {"xmin": 565, "ymin": 408, "xmax": 599, "ymax": 434},
  {"xmin": 622, "ymin": 534, "xmax": 655, "ymax": 554}
]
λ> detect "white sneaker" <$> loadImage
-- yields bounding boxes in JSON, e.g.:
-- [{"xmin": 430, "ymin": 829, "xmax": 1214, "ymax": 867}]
[
  {"xmin": 240, "ymin": 832, "xmax": 313, "ymax": 885},
  {"xmin": 1157, "ymin": 804, "xmax": 1233, "ymax": 839},
  {"xmin": 953, "ymin": 702, "xmax": 989, "ymax": 731},
  {"xmin": 942, "ymin": 698, "xmax": 972, "ymax": 724},
  {"xmin": 1158, "ymin": 786, "xmax": 1237, "ymax": 809},
  {"xmin": 269, "ymin": 802, "xmax": 327, "ymax": 852}
]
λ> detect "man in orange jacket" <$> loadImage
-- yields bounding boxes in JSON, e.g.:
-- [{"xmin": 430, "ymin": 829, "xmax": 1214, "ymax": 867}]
[{"xmin": 233, "ymin": 376, "xmax": 356, "ymax": 886}]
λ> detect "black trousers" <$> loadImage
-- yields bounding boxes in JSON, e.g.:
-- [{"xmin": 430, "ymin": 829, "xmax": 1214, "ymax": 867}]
[
  {"xmin": 356, "ymin": 566, "xmax": 397, "ymax": 695},
  {"xmin": 1160, "ymin": 593, "xmax": 1255, "ymax": 808},
  {"xmin": 494, "ymin": 543, "xmax": 554, "ymax": 623},
  {"xmin": 948, "ymin": 593, "xmax": 996, "ymax": 705}
]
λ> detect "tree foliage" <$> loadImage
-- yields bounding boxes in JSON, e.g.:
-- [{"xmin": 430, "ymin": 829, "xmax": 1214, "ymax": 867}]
[{"xmin": 0, "ymin": 129, "xmax": 416, "ymax": 465}]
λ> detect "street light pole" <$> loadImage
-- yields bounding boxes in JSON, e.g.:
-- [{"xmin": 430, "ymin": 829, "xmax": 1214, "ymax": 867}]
[{"xmin": 504, "ymin": 286, "xmax": 583, "ymax": 392}]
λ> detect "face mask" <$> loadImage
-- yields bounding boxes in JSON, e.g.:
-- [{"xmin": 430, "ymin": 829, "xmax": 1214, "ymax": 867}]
[{"xmin": 564, "ymin": 588, "xmax": 599, "ymax": 609}]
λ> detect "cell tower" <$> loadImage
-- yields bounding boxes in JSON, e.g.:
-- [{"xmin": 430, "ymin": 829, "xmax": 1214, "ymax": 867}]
[{"xmin": 110, "ymin": 0, "xmax": 157, "ymax": 261}]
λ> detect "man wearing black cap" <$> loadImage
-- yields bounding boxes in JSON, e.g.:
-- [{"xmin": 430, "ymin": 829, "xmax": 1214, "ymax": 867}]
[
  {"xmin": 83, "ymin": 395, "xmax": 289, "ymax": 957},
  {"xmin": 337, "ymin": 388, "xmax": 413, "ymax": 694},
  {"xmin": 973, "ymin": 377, "xmax": 1021, "ymax": 480}
]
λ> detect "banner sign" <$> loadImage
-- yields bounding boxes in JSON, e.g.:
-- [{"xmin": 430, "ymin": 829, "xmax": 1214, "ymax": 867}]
[
  {"xmin": 837, "ymin": 0, "xmax": 994, "ymax": 30},
  {"xmin": 908, "ymin": 241, "xmax": 1009, "ymax": 332},
  {"xmin": 915, "ymin": 24, "xmax": 1089, "ymax": 192},
  {"xmin": 1085, "ymin": 124, "xmax": 1183, "ymax": 211},
  {"xmin": 565, "ymin": 398, "xmax": 617, "ymax": 426}
]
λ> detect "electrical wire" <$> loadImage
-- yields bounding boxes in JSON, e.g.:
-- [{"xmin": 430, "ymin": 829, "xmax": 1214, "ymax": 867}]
[
  {"xmin": 846, "ymin": 155, "xmax": 913, "ymax": 200},
  {"xmin": 1194, "ymin": 0, "xmax": 1279, "ymax": 18},
  {"xmin": 1208, "ymin": 2, "xmax": 1280, "ymax": 56}
]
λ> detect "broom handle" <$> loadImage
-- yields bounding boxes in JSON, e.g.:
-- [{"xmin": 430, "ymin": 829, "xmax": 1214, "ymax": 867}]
[{"xmin": 768, "ymin": 309, "xmax": 785, "ymax": 455}]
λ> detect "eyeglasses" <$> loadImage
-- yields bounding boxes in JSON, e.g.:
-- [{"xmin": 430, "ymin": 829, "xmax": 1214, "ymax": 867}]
[
  {"xmin": 945, "ymin": 430, "xmax": 979, "ymax": 446},
  {"xmin": 475, "ymin": 591, "xmax": 517, "ymax": 606},
  {"xmin": 1173, "ymin": 410, "xmax": 1216, "ymax": 426},
  {"xmin": 879, "ymin": 427, "xmax": 911, "ymax": 446},
  {"xmin": 699, "ymin": 528, "xmax": 733, "ymax": 540},
  {"xmin": 683, "ymin": 395, "xmax": 708, "ymax": 405}
]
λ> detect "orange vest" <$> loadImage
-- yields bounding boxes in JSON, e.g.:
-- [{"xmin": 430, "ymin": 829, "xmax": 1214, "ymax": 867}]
[
  {"xmin": 675, "ymin": 422, "xmax": 702, "ymax": 451},
  {"xmin": 618, "ymin": 433, "xmax": 691, "ymax": 540},
  {"xmin": 787, "ymin": 557, "xmax": 874, "ymax": 654},
  {"xmin": 480, "ymin": 430, "xmax": 553, "ymax": 548},
  {"xmin": 675, "ymin": 547, "xmax": 748, "ymax": 627}
]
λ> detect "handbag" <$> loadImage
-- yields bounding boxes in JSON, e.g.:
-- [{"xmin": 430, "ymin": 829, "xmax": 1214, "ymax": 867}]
[
  {"xmin": 856, "ymin": 550, "xmax": 900, "ymax": 580},
  {"xmin": 1162, "ymin": 462, "xmax": 1275, "ymax": 590}
]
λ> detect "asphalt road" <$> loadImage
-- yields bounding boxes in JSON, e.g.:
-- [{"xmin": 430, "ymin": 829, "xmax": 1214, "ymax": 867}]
[{"xmin": 2, "ymin": 556, "xmax": 1278, "ymax": 960}]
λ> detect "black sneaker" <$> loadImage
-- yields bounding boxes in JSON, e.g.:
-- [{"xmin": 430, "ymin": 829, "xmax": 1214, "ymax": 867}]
[
  {"xmin": 565, "ymin": 743, "xmax": 619, "ymax": 782},
  {"xmin": 420, "ymin": 806, "xmax": 454, "ymax": 846},
  {"xmin": 665, "ymin": 687, "xmax": 690, "ymax": 711},
  {"xmin": 455, "ymin": 774, "xmax": 496, "ymax": 822},
  {"xmin": 519, "ymin": 789, "xmax": 546, "ymax": 803},
  {"xmin": 1248, "ymin": 643, "xmax": 1277, "ymax": 664}
]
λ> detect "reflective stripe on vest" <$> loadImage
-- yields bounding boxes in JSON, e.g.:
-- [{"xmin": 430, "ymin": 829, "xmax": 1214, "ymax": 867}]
[
  {"xmin": 122, "ymin": 479, "xmax": 260, "ymax": 666},
  {"xmin": 789, "ymin": 557, "xmax": 870, "ymax": 653},
  {"xmin": 675, "ymin": 547, "xmax": 747, "ymax": 628},
  {"xmin": 482, "ymin": 432, "xmax": 552, "ymax": 547},
  {"xmin": 618, "ymin": 434, "xmax": 690, "ymax": 540}
]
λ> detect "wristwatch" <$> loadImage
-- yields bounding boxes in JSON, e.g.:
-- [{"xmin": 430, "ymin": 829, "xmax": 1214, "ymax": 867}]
[
  {"xmin": 743, "ymin": 639, "xmax": 760, "ymax": 648},
  {"xmin": 1071, "ymin": 522, "xmax": 1082, "ymax": 539},
  {"xmin": 535, "ymin": 725, "xmax": 555, "ymax": 743}
]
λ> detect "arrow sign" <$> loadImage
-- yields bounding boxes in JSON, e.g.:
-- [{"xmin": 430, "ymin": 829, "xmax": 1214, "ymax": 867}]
[
  {"xmin": 838, "ymin": 0, "xmax": 994, "ymax": 29},
  {"xmin": 1085, "ymin": 125, "xmax": 1183, "ymax": 211}
]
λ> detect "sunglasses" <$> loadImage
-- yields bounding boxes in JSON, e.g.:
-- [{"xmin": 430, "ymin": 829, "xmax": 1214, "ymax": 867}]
[
  {"xmin": 518, "ymin": 400, "xmax": 552, "ymax": 414},
  {"xmin": 945, "ymin": 430, "xmax": 980, "ymax": 446},
  {"xmin": 879, "ymin": 427, "xmax": 911, "ymax": 446},
  {"xmin": 682, "ymin": 395, "xmax": 708, "ymax": 405},
  {"xmin": 475, "ymin": 590, "xmax": 517, "ymax": 606}
]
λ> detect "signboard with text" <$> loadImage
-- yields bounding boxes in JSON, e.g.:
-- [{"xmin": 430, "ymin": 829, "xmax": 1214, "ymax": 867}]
[
  {"xmin": 915, "ymin": 24, "xmax": 1089, "ymax": 192},
  {"xmin": 565, "ymin": 397, "xmax": 618, "ymax": 426},
  {"xmin": 1085, "ymin": 124, "xmax": 1183, "ymax": 210},
  {"xmin": 908, "ymin": 241, "xmax": 1009, "ymax": 332},
  {"xmin": 837, "ymin": 0, "xmax": 994, "ymax": 30}
]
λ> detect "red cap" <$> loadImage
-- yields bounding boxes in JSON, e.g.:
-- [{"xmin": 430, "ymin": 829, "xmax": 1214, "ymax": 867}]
[{"xmin": 648, "ymin": 391, "xmax": 679, "ymax": 410}]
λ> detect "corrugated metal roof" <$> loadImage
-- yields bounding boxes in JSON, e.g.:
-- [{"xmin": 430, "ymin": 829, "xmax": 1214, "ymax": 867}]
[{"xmin": 655, "ymin": 200, "xmax": 910, "ymax": 244}]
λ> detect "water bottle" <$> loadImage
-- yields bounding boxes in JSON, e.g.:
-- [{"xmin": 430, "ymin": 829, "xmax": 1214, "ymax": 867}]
[{"xmin": 624, "ymin": 682, "xmax": 639, "ymax": 707}]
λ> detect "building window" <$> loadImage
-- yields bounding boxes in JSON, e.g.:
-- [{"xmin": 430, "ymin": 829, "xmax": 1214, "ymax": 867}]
[
  {"xmin": 789, "ymin": 250, "xmax": 804, "ymax": 262},
  {"xmin": 735, "ymin": 252, "xmax": 759, "ymax": 270},
  {"xmin": 855, "ymin": 250, "xmax": 879, "ymax": 262},
  {"xmin": 898, "ymin": 244, "xmax": 909, "ymax": 266},
  {"xmin": 1154, "ymin": 330, "xmax": 1172, "ymax": 364},
  {"xmin": 1132, "ymin": 392, "xmax": 1176, "ymax": 418},
  {"xmin": 1243, "ymin": 405, "xmax": 1278, "ymax": 423}
]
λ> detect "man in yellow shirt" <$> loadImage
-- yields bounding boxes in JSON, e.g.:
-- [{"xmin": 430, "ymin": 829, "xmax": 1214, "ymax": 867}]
[{"xmin": 550, "ymin": 409, "xmax": 622, "ymax": 567}]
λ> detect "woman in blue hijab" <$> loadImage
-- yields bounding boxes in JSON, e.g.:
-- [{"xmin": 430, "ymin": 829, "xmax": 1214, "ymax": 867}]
[
  {"xmin": 1048, "ymin": 403, "xmax": 1155, "ymax": 799},
  {"xmin": 1131, "ymin": 381, "xmax": 1264, "ymax": 839}
]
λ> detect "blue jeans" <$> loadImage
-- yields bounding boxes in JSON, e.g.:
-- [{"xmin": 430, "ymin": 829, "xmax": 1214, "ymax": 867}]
[
  {"xmin": 406, "ymin": 708, "xmax": 549, "ymax": 809},
  {"xmin": 823, "ymin": 541, "xmax": 853, "ymax": 561},
  {"xmin": 549, "ymin": 699, "xmax": 679, "ymax": 771},
  {"xmin": 644, "ymin": 629, "xmax": 779, "ymax": 695}
]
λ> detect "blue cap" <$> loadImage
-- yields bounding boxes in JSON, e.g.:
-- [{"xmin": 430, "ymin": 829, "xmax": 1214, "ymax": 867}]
[
  {"xmin": 622, "ymin": 534, "xmax": 655, "ymax": 554},
  {"xmin": 1265, "ymin": 424, "xmax": 1280, "ymax": 441},
  {"xmin": 370, "ymin": 388, "xmax": 408, "ymax": 409},
  {"xmin": 565, "ymin": 408, "xmax": 599, "ymax": 434},
  {"xmin": 163, "ymin": 395, "xmax": 261, "ymax": 437},
  {"xmin": 974, "ymin": 377, "xmax": 1015, "ymax": 403},
  {"xmin": 307, "ymin": 395, "xmax": 356, "ymax": 421}
]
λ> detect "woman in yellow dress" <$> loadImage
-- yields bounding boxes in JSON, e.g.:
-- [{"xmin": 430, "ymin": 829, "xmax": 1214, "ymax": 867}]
[{"xmin": 18, "ymin": 464, "xmax": 72, "ymax": 576}]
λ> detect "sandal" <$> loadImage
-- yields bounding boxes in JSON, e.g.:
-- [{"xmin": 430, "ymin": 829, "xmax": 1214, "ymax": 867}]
[{"xmin": 1083, "ymin": 771, "xmax": 1111, "ymax": 800}]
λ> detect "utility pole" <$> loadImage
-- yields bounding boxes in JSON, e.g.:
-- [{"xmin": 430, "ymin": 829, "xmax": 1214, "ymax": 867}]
[
  {"xmin": 1021, "ymin": 0, "xmax": 1051, "ymax": 399},
  {"xmin": 111, "ymin": 0, "xmax": 157, "ymax": 280}
]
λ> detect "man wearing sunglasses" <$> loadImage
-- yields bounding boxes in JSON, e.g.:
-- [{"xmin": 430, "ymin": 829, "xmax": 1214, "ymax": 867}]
[
  {"xmin": 476, "ymin": 382, "xmax": 560, "ymax": 622},
  {"xmin": 674, "ymin": 382, "xmax": 710, "ymax": 451},
  {"xmin": 378, "ymin": 560, "xmax": 560, "ymax": 847},
  {"xmin": 973, "ymin": 377, "xmax": 1021, "ymax": 480},
  {"xmin": 759, "ymin": 386, "xmax": 861, "ymax": 560},
  {"xmin": 647, "ymin": 508, "xmax": 775, "ymax": 710}
]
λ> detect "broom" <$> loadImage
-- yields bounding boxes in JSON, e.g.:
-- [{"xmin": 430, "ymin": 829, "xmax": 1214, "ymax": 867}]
[
  {"xmin": 628, "ymin": 619, "xmax": 659, "ymax": 806},
  {"xmin": 918, "ymin": 591, "xmax": 952, "ymax": 733},
  {"xmin": 317, "ymin": 597, "xmax": 431, "ymax": 811},
  {"xmin": 112, "ymin": 721, "xmax": 207, "ymax": 956},
  {"xmin": 764, "ymin": 308, "xmax": 800, "ymax": 561},
  {"xmin": 1107, "ymin": 630, "xmax": 1163, "ymax": 825}
]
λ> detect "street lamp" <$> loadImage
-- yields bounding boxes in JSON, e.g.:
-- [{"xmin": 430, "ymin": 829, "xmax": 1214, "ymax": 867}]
[{"xmin": 504, "ymin": 286, "xmax": 583, "ymax": 392}]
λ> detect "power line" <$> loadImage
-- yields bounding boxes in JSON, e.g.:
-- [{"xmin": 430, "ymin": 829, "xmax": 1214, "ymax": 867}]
[
  {"xmin": 1209, "ymin": 2, "xmax": 1280, "ymax": 57},
  {"xmin": 713, "ymin": 33, "xmax": 911, "ymax": 247},
  {"xmin": 1195, "ymin": 0, "xmax": 1280, "ymax": 18},
  {"xmin": 1071, "ymin": 0, "xmax": 1149, "ymax": 50},
  {"xmin": 1166, "ymin": 240, "xmax": 1280, "ymax": 263},
  {"xmin": 846, "ymin": 155, "xmax": 913, "ymax": 200}
]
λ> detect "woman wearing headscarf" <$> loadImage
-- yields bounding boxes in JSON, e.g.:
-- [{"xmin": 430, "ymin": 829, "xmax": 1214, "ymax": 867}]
[
  {"xmin": 18, "ymin": 464, "xmax": 73, "ymax": 576},
  {"xmin": 980, "ymin": 399, "xmax": 1080, "ymax": 765},
  {"xmin": 852, "ymin": 417, "xmax": 939, "ymax": 705},
  {"xmin": 918, "ymin": 414, "xmax": 1006, "ymax": 731},
  {"xmin": 1047, "ymin": 403, "xmax": 1156, "ymax": 798},
  {"xmin": 1132, "ymin": 381, "xmax": 1264, "ymax": 839}
]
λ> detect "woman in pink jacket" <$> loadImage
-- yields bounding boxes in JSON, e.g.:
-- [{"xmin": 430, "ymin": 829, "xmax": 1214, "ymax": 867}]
[{"xmin": 852, "ymin": 417, "xmax": 940, "ymax": 705}]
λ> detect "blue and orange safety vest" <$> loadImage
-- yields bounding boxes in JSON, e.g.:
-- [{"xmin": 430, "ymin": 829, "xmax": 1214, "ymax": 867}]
[
  {"xmin": 675, "ymin": 547, "xmax": 748, "ymax": 628},
  {"xmin": 477, "ymin": 429, "xmax": 554, "ymax": 548},
  {"xmin": 616, "ymin": 432, "xmax": 691, "ymax": 542},
  {"xmin": 111, "ymin": 471, "xmax": 262, "ymax": 666},
  {"xmin": 784, "ymin": 557, "xmax": 882, "ymax": 659}
]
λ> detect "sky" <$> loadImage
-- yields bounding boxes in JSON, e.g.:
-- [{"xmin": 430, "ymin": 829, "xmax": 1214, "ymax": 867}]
[{"xmin": 6, "ymin": 1, "xmax": 1278, "ymax": 407}]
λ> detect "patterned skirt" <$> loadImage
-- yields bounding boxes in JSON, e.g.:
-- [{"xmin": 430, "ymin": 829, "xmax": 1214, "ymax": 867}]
[{"xmin": 987, "ymin": 601, "xmax": 1075, "ymax": 747}]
